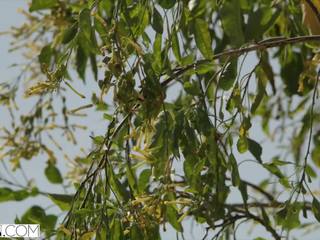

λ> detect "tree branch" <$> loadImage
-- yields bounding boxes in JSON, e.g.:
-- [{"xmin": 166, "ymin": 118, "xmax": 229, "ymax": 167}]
[
  {"xmin": 161, "ymin": 35, "xmax": 320, "ymax": 87},
  {"xmin": 226, "ymin": 201, "xmax": 312, "ymax": 211},
  {"xmin": 246, "ymin": 212, "xmax": 281, "ymax": 240}
]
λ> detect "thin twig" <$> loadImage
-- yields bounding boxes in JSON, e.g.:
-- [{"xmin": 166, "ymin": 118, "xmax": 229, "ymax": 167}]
[
  {"xmin": 161, "ymin": 35, "xmax": 320, "ymax": 87},
  {"xmin": 226, "ymin": 201, "xmax": 312, "ymax": 210},
  {"xmin": 300, "ymin": 70, "xmax": 320, "ymax": 185}
]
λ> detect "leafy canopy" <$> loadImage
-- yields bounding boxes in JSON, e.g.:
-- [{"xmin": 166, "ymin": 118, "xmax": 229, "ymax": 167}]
[{"xmin": 1, "ymin": 0, "xmax": 320, "ymax": 239}]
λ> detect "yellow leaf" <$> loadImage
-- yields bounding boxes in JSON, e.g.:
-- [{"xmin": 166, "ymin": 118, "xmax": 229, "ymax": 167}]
[
  {"xmin": 58, "ymin": 225, "xmax": 72, "ymax": 236},
  {"xmin": 80, "ymin": 231, "xmax": 96, "ymax": 240},
  {"xmin": 122, "ymin": 36, "xmax": 144, "ymax": 56},
  {"xmin": 302, "ymin": 0, "xmax": 320, "ymax": 35}
]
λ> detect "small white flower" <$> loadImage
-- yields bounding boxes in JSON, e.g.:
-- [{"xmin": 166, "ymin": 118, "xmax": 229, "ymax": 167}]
[
  {"xmin": 188, "ymin": 0, "xmax": 198, "ymax": 11},
  {"xmin": 222, "ymin": 93, "xmax": 230, "ymax": 101}
]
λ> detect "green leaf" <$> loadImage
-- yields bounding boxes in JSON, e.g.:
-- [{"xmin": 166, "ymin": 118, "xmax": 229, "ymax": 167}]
[
  {"xmin": 130, "ymin": 225, "xmax": 144, "ymax": 239},
  {"xmin": 74, "ymin": 208, "xmax": 103, "ymax": 217},
  {"xmin": 279, "ymin": 178, "xmax": 290, "ymax": 188},
  {"xmin": 242, "ymin": 116, "xmax": 252, "ymax": 131},
  {"xmin": 152, "ymin": 33, "xmax": 163, "ymax": 73},
  {"xmin": 220, "ymin": 0, "xmax": 245, "ymax": 47},
  {"xmin": 92, "ymin": 135, "xmax": 104, "ymax": 144},
  {"xmin": 247, "ymin": 138, "xmax": 262, "ymax": 163},
  {"xmin": 29, "ymin": 0, "xmax": 56, "ymax": 11},
  {"xmin": 103, "ymin": 113, "xmax": 113, "ymax": 121},
  {"xmin": 312, "ymin": 197, "xmax": 320, "ymax": 222},
  {"xmin": 272, "ymin": 158, "xmax": 291, "ymax": 166},
  {"xmin": 76, "ymin": 45, "xmax": 88, "ymax": 80},
  {"xmin": 196, "ymin": 62, "xmax": 215, "ymax": 75},
  {"xmin": 111, "ymin": 218, "xmax": 123, "ymax": 240},
  {"xmin": 94, "ymin": 16, "xmax": 108, "ymax": 40},
  {"xmin": 184, "ymin": 156, "xmax": 202, "ymax": 189},
  {"xmin": 229, "ymin": 153, "xmax": 240, "ymax": 186},
  {"xmin": 244, "ymin": 7, "xmax": 280, "ymax": 41},
  {"xmin": 48, "ymin": 193, "xmax": 73, "ymax": 211},
  {"xmin": 172, "ymin": 29, "xmax": 181, "ymax": 62},
  {"xmin": 152, "ymin": 7, "xmax": 163, "ymax": 34},
  {"xmin": 42, "ymin": 214, "xmax": 57, "ymax": 232},
  {"xmin": 251, "ymin": 67, "xmax": 267, "ymax": 114},
  {"xmin": 166, "ymin": 205, "xmax": 183, "ymax": 232},
  {"xmin": 280, "ymin": 51, "xmax": 303, "ymax": 95},
  {"xmin": 260, "ymin": 52, "xmax": 276, "ymax": 94},
  {"xmin": 20, "ymin": 205, "xmax": 57, "ymax": 235},
  {"xmin": 239, "ymin": 181, "xmax": 248, "ymax": 207},
  {"xmin": 314, "ymin": 131, "xmax": 320, "ymax": 145},
  {"xmin": 0, "ymin": 187, "xmax": 14, "ymax": 202},
  {"xmin": 194, "ymin": 18, "xmax": 213, "ymax": 59},
  {"xmin": 276, "ymin": 203, "xmax": 301, "ymax": 229},
  {"xmin": 181, "ymin": 54, "xmax": 195, "ymax": 66},
  {"xmin": 158, "ymin": 0, "xmax": 176, "ymax": 9},
  {"xmin": 13, "ymin": 189, "xmax": 30, "ymax": 201},
  {"xmin": 183, "ymin": 81, "xmax": 200, "ymax": 95},
  {"xmin": 108, "ymin": 167, "xmax": 129, "ymax": 201},
  {"xmin": 0, "ymin": 188, "xmax": 30, "ymax": 202},
  {"xmin": 263, "ymin": 163, "xmax": 284, "ymax": 179},
  {"xmin": 90, "ymin": 54, "xmax": 98, "ymax": 80},
  {"xmin": 149, "ymin": 110, "xmax": 167, "ymax": 148},
  {"xmin": 237, "ymin": 136, "xmax": 248, "ymax": 153},
  {"xmin": 79, "ymin": 8, "xmax": 92, "ymax": 42},
  {"xmin": 306, "ymin": 164, "xmax": 317, "ymax": 178},
  {"xmin": 21, "ymin": 205, "xmax": 46, "ymax": 224},
  {"xmin": 219, "ymin": 60, "xmax": 237, "ymax": 90},
  {"xmin": 261, "ymin": 207, "xmax": 270, "ymax": 225},
  {"xmin": 126, "ymin": 163, "xmax": 137, "ymax": 195},
  {"xmin": 62, "ymin": 23, "xmax": 78, "ymax": 44},
  {"xmin": 39, "ymin": 45, "xmax": 53, "ymax": 67},
  {"xmin": 196, "ymin": 123, "xmax": 211, "ymax": 147},
  {"xmin": 312, "ymin": 147, "xmax": 320, "ymax": 168},
  {"xmin": 138, "ymin": 169, "xmax": 151, "ymax": 193},
  {"xmin": 45, "ymin": 163, "xmax": 63, "ymax": 184},
  {"xmin": 226, "ymin": 84, "xmax": 241, "ymax": 112}
]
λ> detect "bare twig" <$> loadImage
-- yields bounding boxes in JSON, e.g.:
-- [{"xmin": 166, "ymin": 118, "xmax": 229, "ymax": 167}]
[
  {"xmin": 300, "ymin": 70, "xmax": 320, "ymax": 185},
  {"xmin": 226, "ymin": 201, "xmax": 312, "ymax": 211}
]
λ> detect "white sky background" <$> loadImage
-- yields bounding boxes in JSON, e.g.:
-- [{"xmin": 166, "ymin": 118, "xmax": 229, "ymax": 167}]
[
  {"xmin": 0, "ymin": 0, "xmax": 60, "ymax": 224},
  {"xmin": 0, "ymin": 0, "xmax": 108, "ymax": 226},
  {"xmin": 0, "ymin": 1, "xmax": 320, "ymax": 239}
]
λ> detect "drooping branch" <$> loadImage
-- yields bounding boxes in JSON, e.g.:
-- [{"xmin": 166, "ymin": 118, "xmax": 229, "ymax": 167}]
[
  {"xmin": 246, "ymin": 211, "xmax": 281, "ymax": 240},
  {"xmin": 299, "ymin": 70, "xmax": 320, "ymax": 185},
  {"xmin": 161, "ymin": 35, "xmax": 320, "ymax": 87}
]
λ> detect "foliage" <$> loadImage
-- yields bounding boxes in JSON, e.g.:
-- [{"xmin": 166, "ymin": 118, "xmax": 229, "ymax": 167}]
[{"xmin": 1, "ymin": 0, "xmax": 320, "ymax": 239}]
